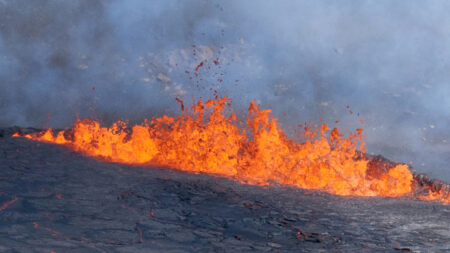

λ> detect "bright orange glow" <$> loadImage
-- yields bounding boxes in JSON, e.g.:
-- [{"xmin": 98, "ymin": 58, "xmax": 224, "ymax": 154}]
[
  {"xmin": 19, "ymin": 97, "xmax": 417, "ymax": 198},
  {"xmin": 417, "ymin": 185, "xmax": 450, "ymax": 204}
]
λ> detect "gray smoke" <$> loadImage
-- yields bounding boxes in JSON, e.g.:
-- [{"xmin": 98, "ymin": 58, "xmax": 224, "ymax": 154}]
[{"xmin": 0, "ymin": 0, "xmax": 449, "ymax": 180}]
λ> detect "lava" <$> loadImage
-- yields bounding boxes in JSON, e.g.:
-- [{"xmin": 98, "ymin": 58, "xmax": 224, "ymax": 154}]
[{"xmin": 14, "ymin": 97, "xmax": 449, "ymax": 203}]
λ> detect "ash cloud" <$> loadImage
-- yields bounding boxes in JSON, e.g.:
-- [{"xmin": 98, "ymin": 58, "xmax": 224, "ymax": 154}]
[{"xmin": 0, "ymin": 0, "xmax": 449, "ymax": 180}]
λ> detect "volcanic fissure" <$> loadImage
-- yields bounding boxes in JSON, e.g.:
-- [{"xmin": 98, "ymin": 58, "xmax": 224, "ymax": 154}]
[{"xmin": 13, "ymin": 97, "xmax": 449, "ymax": 204}]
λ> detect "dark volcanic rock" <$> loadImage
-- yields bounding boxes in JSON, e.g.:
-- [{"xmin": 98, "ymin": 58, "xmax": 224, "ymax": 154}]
[
  {"xmin": 0, "ymin": 129, "xmax": 449, "ymax": 252},
  {"xmin": 0, "ymin": 126, "xmax": 42, "ymax": 137}
]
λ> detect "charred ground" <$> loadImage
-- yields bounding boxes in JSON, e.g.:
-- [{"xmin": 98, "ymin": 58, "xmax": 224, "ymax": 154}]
[{"xmin": 0, "ymin": 127, "xmax": 449, "ymax": 252}]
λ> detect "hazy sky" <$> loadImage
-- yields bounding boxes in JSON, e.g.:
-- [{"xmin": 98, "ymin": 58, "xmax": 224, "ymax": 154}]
[{"xmin": 0, "ymin": 0, "xmax": 449, "ymax": 180}]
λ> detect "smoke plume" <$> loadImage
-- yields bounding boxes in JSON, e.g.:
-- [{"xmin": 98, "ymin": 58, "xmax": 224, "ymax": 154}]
[{"xmin": 0, "ymin": 0, "xmax": 449, "ymax": 180}]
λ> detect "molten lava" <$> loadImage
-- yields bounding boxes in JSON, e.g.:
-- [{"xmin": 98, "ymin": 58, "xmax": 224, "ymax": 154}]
[{"xmin": 16, "ymin": 97, "xmax": 448, "ymax": 202}]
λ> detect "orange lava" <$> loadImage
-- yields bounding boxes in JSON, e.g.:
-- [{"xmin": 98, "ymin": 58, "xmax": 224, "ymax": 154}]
[
  {"xmin": 19, "ymin": 97, "xmax": 415, "ymax": 197},
  {"xmin": 417, "ymin": 186, "xmax": 450, "ymax": 204}
]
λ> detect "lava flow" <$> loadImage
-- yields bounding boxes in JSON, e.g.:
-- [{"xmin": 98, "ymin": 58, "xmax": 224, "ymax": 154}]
[{"xmin": 15, "ymin": 97, "xmax": 449, "ymax": 203}]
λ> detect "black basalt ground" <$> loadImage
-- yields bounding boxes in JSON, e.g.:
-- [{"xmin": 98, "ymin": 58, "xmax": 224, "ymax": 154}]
[{"xmin": 0, "ymin": 128, "xmax": 449, "ymax": 252}]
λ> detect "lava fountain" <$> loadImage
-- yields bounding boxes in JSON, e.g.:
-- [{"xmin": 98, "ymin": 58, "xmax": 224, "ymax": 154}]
[{"xmin": 14, "ymin": 97, "xmax": 449, "ymax": 203}]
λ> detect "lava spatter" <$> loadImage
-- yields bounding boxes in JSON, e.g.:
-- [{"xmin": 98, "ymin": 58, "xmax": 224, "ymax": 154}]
[{"xmin": 17, "ymin": 97, "xmax": 418, "ymax": 199}]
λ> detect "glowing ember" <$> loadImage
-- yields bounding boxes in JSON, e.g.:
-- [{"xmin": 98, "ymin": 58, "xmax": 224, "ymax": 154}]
[
  {"xmin": 17, "ymin": 97, "xmax": 419, "ymax": 198},
  {"xmin": 0, "ymin": 196, "xmax": 18, "ymax": 211}
]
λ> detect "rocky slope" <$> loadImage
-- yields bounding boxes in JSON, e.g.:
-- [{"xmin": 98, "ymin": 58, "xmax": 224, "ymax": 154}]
[{"xmin": 0, "ymin": 129, "xmax": 449, "ymax": 252}]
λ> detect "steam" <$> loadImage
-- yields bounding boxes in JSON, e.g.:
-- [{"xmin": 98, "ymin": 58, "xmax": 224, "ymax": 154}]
[{"xmin": 0, "ymin": 0, "xmax": 448, "ymax": 180}]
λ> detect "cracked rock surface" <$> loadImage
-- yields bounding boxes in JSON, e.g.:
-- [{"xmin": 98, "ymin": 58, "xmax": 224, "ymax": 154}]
[{"xmin": 0, "ymin": 132, "xmax": 449, "ymax": 252}]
